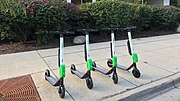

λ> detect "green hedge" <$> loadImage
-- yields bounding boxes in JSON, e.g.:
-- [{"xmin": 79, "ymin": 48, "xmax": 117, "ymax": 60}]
[
  {"xmin": 79, "ymin": 0, "xmax": 180, "ymax": 31},
  {"xmin": 32, "ymin": 2, "xmax": 67, "ymax": 44},
  {"xmin": 0, "ymin": 1, "xmax": 33, "ymax": 42},
  {"xmin": 0, "ymin": 0, "xmax": 180, "ymax": 45},
  {"xmin": 170, "ymin": 0, "xmax": 180, "ymax": 7},
  {"xmin": 0, "ymin": 1, "xmax": 94, "ymax": 44},
  {"xmin": 80, "ymin": 0, "xmax": 134, "ymax": 28},
  {"xmin": 131, "ymin": 4, "xmax": 153, "ymax": 31},
  {"xmin": 151, "ymin": 6, "xmax": 180, "ymax": 30}
]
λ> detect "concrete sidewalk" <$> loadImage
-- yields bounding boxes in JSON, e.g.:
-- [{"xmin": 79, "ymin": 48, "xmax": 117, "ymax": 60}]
[{"xmin": 0, "ymin": 33, "xmax": 180, "ymax": 101}]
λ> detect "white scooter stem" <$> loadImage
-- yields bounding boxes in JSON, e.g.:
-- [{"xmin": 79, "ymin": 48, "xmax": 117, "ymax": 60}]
[
  {"xmin": 127, "ymin": 31, "xmax": 134, "ymax": 55},
  {"xmin": 86, "ymin": 32, "xmax": 90, "ymax": 60},
  {"xmin": 111, "ymin": 31, "xmax": 115, "ymax": 56},
  {"xmin": 60, "ymin": 35, "xmax": 64, "ymax": 65},
  {"xmin": 92, "ymin": 0, "xmax": 96, "ymax": 2},
  {"xmin": 67, "ymin": 0, "xmax": 71, "ymax": 3}
]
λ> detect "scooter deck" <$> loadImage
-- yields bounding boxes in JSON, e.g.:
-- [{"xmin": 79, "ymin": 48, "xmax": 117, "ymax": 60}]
[
  {"xmin": 93, "ymin": 65, "xmax": 113, "ymax": 75},
  {"xmin": 116, "ymin": 63, "xmax": 134, "ymax": 71},
  {"xmin": 116, "ymin": 64, "xmax": 129, "ymax": 71},
  {"xmin": 71, "ymin": 69, "xmax": 88, "ymax": 79},
  {"xmin": 45, "ymin": 75, "xmax": 60, "ymax": 86}
]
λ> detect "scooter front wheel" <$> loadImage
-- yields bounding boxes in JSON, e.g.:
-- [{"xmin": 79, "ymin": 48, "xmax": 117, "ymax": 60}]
[
  {"xmin": 107, "ymin": 59, "xmax": 112, "ymax": 67},
  {"xmin": 112, "ymin": 73, "xmax": 118, "ymax": 84},
  {"xmin": 132, "ymin": 68, "xmax": 141, "ymax": 78},
  {"xmin": 58, "ymin": 85, "xmax": 65, "ymax": 98},
  {"xmin": 86, "ymin": 77, "xmax": 93, "ymax": 89}
]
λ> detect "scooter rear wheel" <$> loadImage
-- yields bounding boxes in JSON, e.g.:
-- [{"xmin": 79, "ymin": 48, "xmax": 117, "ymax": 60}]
[
  {"xmin": 58, "ymin": 85, "xmax": 65, "ymax": 98},
  {"xmin": 92, "ymin": 61, "xmax": 96, "ymax": 67},
  {"xmin": 132, "ymin": 68, "xmax": 141, "ymax": 78},
  {"xmin": 112, "ymin": 73, "xmax": 118, "ymax": 84},
  {"xmin": 70, "ymin": 64, "xmax": 76, "ymax": 74},
  {"xmin": 86, "ymin": 77, "xmax": 93, "ymax": 89},
  {"xmin": 45, "ymin": 69, "xmax": 50, "ymax": 76},
  {"xmin": 45, "ymin": 69, "xmax": 50, "ymax": 80},
  {"xmin": 92, "ymin": 61, "xmax": 96, "ymax": 71},
  {"xmin": 107, "ymin": 59, "xmax": 112, "ymax": 67}
]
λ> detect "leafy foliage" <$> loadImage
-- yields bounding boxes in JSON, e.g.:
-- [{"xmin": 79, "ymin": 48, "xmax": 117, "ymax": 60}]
[
  {"xmin": 0, "ymin": 0, "xmax": 180, "ymax": 45},
  {"xmin": 131, "ymin": 4, "xmax": 153, "ymax": 31},
  {"xmin": 0, "ymin": 0, "xmax": 29, "ymax": 42},
  {"xmin": 80, "ymin": 0, "xmax": 180, "ymax": 31},
  {"xmin": 151, "ymin": 6, "xmax": 180, "ymax": 30},
  {"xmin": 80, "ymin": 0, "xmax": 134, "ymax": 28}
]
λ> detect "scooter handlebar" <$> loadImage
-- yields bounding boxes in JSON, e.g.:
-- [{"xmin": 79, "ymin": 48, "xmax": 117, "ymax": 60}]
[
  {"xmin": 102, "ymin": 28, "xmax": 124, "ymax": 31},
  {"xmin": 77, "ymin": 29, "xmax": 98, "ymax": 33},
  {"xmin": 123, "ymin": 26, "xmax": 137, "ymax": 31},
  {"xmin": 61, "ymin": 31, "xmax": 75, "ymax": 35},
  {"xmin": 49, "ymin": 31, "xmax": 74, "ymax": 35},
  {"xmin": 102, "ymin": 26, "xmax": 136, "ymax": 31}
]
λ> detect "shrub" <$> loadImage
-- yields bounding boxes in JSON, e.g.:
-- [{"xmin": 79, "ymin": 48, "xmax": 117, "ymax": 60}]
[
  {"xmin": 64, "ymin": 3, "xmax": 96, "ymax": 31},
  {"xmin": 150, "ymin": 6, "xmax": 180, "ymax": 30},
  {"xmin": 80, "ymin": 0, "xmax": 180, "ymax": 31},
  {"xmin": 79, "ymin": 0, "xmax": 134, "ymax": 28},
  {"xmin": 0, "ymin": 0, "xmax": 31, "ymax": 42},
  {"xmin": 0, "ymin": 1, "xmax": 67, "ymax": 44},
  {"xmin": 170, "ymin": 0, "xmax": 180, "ymax": 7},
  {"xmin": 131, "ymin": 4, "xmax": 153, "ymax": 31},
  {"xmin": 1, "ymin": 0, "xmax": 180, "ymax": 45}
]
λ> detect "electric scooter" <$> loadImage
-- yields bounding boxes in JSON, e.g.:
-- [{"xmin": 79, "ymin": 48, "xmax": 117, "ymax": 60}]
[
  {"xmin": 45, "ymin": 31, "xmax": 74, "ymax": 98},
  {"xmin": 70, "ymin": 29, "xmax": 96, "ymax": 89},
  {"xmin": 107, "ymin": 26, "xmax": 141, "ymax": 78},
  {"xmin": 89, "ymin": 28, "xmax": 119, "ymax": 84}
]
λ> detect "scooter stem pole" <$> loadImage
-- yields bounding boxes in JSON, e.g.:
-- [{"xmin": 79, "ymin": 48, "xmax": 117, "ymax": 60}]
[
  {"xmin": 127, "ymin": 31, "xmax": 134, "ymax": 54},
  {"xmin": 60, "ymin": 34, "xmax": 64, "ymax": 64},
  {"xmin": 86, "ymin": 32, "xmax": 90, "ymax": 59},
  {"xmin": 111, "ymin": 31, "xmax": 115, "ymax": 56}
]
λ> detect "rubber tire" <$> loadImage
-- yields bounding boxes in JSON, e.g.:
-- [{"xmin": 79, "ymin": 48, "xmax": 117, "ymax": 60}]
[
  {"xmin": 58, "ymin": 85, "xmax": 65, "ymax": 98},
  {"xmin": 107, "ymin": 59, "xmax": 112, "ymax": 67},
  {"xmin": 45, "ymin": 69, "xmax": 50, "ymax": 76},
  {"xmin": 70, "ymin": 64, "xmax": 76, "ymax": 74},
  {"xmin": 112, "ymin": 73, "xmax": 118, "ymax": 84},
  {"xmin": 45, "ymin": 69, "xmax": 50, "ymax": 80},
  {"xmin": 132, "ymin": 68, "xmax": 141, "ymax": 78},
  {"xmin": 86, "ymin": 77, "xmax": 93, "ymax": 89},
  {"xmin": 92, "ymin": 61, "xmax": 96, "ymax": 67},
  {"xmin": 92, "ymin": 61, "xmax": 96, "ymax": 71}
]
